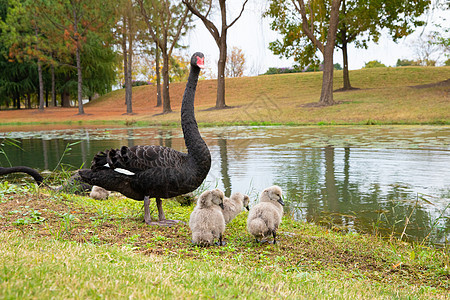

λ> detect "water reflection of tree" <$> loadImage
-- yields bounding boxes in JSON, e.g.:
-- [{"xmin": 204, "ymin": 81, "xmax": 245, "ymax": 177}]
[
  {"xmin": 42, "ymin": 139, "xmax": 49, "ymax": 170},
  {"xmin": 158, "ymin": 129, "xmax": 172, "ymax": 148},
  {"xmin": 324, "ymin": 146, "xmax": 338, "ymax": 212},
  {"xmin": 274, "ymin": 147, "xmax": 322, "ymax": 220},
  {"xmin": 127, "ymin": 129, "xmax": 135, "ymax": 148},
  {"xmin": 218, "ymin": 137, "xmax": 231, "ymax": 197},
  {"xmin": 274, "ymin": 146, "xmax": 444, "ymax": 244}
]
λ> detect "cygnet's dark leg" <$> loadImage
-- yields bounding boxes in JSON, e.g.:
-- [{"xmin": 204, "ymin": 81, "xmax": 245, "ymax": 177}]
[
  {"xmin": 272, "ymin": 231, "xmax": 277, "ymax": 244},
  {"xmin": 215, "ymin": 234, "xmax": 226, "ymax": 246}
]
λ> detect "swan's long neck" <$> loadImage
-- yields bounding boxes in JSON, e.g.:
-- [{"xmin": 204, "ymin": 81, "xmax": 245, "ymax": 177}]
[
  {"xmin": 0, "ymin": 166, "xmax": 44, "ymax": 185},
  {"xmin": 181, "ymin": 65, "xmax": 211, "ymax": 170}
]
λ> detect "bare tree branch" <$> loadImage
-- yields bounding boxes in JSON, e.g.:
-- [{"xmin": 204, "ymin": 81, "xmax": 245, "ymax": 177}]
[
  {"xmin": 168, "ymin": 6, "xmax": 190, "ymax": 56},
  {"xmin": 182, "ymin": 0, "xmax": 220, "ymax": 43},
  {"xmin": 205, "ymin": 0, "xmax": 212, "ymax": 18},
  {"xmin": 292, "ymin": 0, "xmax": 324, "ymax": 53},
  {"xmin": 227, "ymin": 0, "xmax": 248, "ymax": 29},
  {"xmin": 137, "ymin": 0, "xmax": 165, "ymax": 52}
]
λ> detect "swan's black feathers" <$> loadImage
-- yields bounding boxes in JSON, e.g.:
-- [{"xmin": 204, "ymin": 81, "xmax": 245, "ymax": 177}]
[{"xmin": 94, "ymin": 145, "xmax": 188, "ymax": 173}]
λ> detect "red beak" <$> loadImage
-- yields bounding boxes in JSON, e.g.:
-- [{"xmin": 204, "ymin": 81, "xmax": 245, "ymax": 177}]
[{"xmin": 197, "ymin": 56, "xmax": 205, "ymax": 69}]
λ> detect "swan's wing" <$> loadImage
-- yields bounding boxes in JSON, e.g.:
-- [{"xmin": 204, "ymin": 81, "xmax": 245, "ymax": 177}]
[{"xmin": 91, "ymin": 145, "xmax": 187, "ymax": 173}]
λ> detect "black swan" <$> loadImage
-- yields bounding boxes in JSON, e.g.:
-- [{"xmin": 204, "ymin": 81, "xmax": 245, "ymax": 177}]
[{"xmin": 78, "ymin": 52, "xmax": 211, "ymax": 226}]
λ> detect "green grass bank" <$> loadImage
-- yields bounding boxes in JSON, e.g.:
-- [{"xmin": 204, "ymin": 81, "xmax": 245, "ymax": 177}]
[{"xmin": 0, "ymin": 182, "xmax": 448, "ymax": 299}]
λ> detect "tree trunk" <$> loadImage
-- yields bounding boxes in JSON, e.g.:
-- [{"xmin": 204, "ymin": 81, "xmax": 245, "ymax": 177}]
[
  {"xmin": 34, "ymin": 23, "xmax": 45, "ymax": 111},
  {"xmin": 155, "ymin": 44, "xmax": 162, "ymax": 107},
  {"xmin": 342, "ymin": 40, "xmax": 352, "ymax": 90},
  {"xmin": 122, "ymin": 29, "xmax": 128, "ymax": 105},
  {"xmin": 183, "ymin": 0, "xmax": 248, "ymax": 110},
  {"xmin": 61, "ymin": 90, "xmax": 71, "ymax": 107},
  {"xmin": 51, "ymin": 63, "xmax": 56, "ymax": 106},
  {"xmin": 37, "ymin": 59, "xmax": 45, "ymax": 110},
  {"xmin": 15, "ymin": 95, "xmax": 21, "ymax": 109},
  {"xmin": 340, "ymin": 0, "xmax": 352, "ymax": 91},
  {"xmin": 216, "ymin": 38, "xmax": 227, "ymax": 109},
  {"xmin": 73, "ymin": 7, "xmax": 84, "ymax": 115},
  {"xmin": 161, "ymin": 51, "xmax": 172, "ymax": 113},
  {"xmin": 45, "ymin": 88, "xmax": 49, "ymax": 107},
  {"xmin": 26, "ymin": 93, "xmax": 31, "ymax": 109},
  {"xmin": 75, "ymin": 46, "xmax": 84, "ymax": 114},
  {"xmin": 318, "ymin": 0, "xmax": 341, "ymax": 106},
  {"xmin": 126, "ymin": 32, "xmax": 133, "ymax": 114},
  {"xmin": 319, "ymin": 44, "xmax": 336, "ymax": 106}
]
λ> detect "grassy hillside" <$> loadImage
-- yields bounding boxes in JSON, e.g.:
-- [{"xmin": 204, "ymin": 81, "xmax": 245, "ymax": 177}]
[{"xmin": 0, "ymin": 66, "xmax": 449, "ymax": 127}]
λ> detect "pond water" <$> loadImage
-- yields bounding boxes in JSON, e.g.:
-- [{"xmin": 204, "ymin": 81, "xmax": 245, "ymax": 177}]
[{"xmin": 1, "ymin": 125, "xmax": 449, "ymax": 245}]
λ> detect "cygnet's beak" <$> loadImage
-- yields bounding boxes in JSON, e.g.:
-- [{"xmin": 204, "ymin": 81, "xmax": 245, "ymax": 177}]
[
  {"xmin": 219, "ymin": 203, "xmax": 224, "ymax": 209},
  {"xmin": 278, "ymin": 197, "xmax": 285, "ymax": 206},
  {"xmin": 245, "ymin": 205, "xmax": 250, "ymax": 211}
]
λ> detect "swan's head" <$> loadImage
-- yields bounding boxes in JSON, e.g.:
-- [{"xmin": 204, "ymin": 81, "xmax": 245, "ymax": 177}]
[
  {"xmin": 191, "ymin": 52, "xmax": 205, "ymax": 69},
  {"xmin": 198, "ymin": 188, "xmax": 224, "ymax": 209},
  {"xmin": 243, "ymin": 194, "xmax": 250, "ymax": 211},
  {"xmin": 260, "ymin": 185, "xmax": 284, "ymax": 206},
  {"xmin": 211, "ymin": 188, "xmax": 225, "ymax": 209},
  {"xmin": 231, "ymin": 192, "xmax": 250, "ymax": 211}
]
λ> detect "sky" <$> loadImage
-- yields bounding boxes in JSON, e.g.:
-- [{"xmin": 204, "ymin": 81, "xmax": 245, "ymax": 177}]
[{"xmin": 184, "ymin": 0, "xmax": 449, "ymax": 77}]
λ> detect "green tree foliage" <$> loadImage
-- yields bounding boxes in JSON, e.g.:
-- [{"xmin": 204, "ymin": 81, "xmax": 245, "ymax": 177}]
[
  {"xmin": 364, "ymin": 60, "xmax": 386, "ymax": 68},
  {"xmin": 0, "ymin": 0, "xmax": 38, "ymax": 109},
  {"xmin": 265, "ymin": 0, "xmax": 341, "ymax": 105},
  {"xmin": 169, "ymin": 54, "xmax": 190, "ymax": 83},
  {"xmin": 114, "ymin": 0, "xmax": 148, "ymax": 115},
  {"xmin": 0, "ymin": 56, "xmax": 37, "ymax": 109},
  {"xmin": 77, "ymin": 32, "xmax": 118, "ymax": 100},
  {"xmin": 265, "ymin": 0, "xmax": 431, "ymax": 91},
  {"xmin": 33, "ymin": 0, "xmax": 116, "ymax": 114},
  {"xmin": 0, "ymin": 0, "xmax": 118, "ymax": 111},
  {"xmin": 0, "ymin": 0, "xmax": 49, "ymax": 110}
]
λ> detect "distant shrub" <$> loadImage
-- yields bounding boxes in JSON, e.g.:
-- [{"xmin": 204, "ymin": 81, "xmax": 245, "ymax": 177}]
[
  {"xmin": 263, "ymin": 67, "xmax": 303, "ymax": 75},
  {"xmin": 418, "ymin": 59, "xmax": 436, "ymax": 66},
  {"xmin": 132, "ymin": 80, "xmax": 151, "ymax": 87},
  {"xmin": 445, "ymin": 59, "xmax": 450, "ymax": 66},
  {"xmin": 396, "ymin": 59, "xmax": 415, "ymax": 67},
  {"xmin": 122, "ymin": 80, "xmax": 152, "ymax": 88},
  {"xmin": 364, "ymin": 60, "xmax": 386, "ymax": 68},
  {"xmin": 264, "ymin": 63, "xmax": 341, "ymax": 75},
  {"xmin": 304, "ymin": 63, "xmax": 322, "ymax": 72}
]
